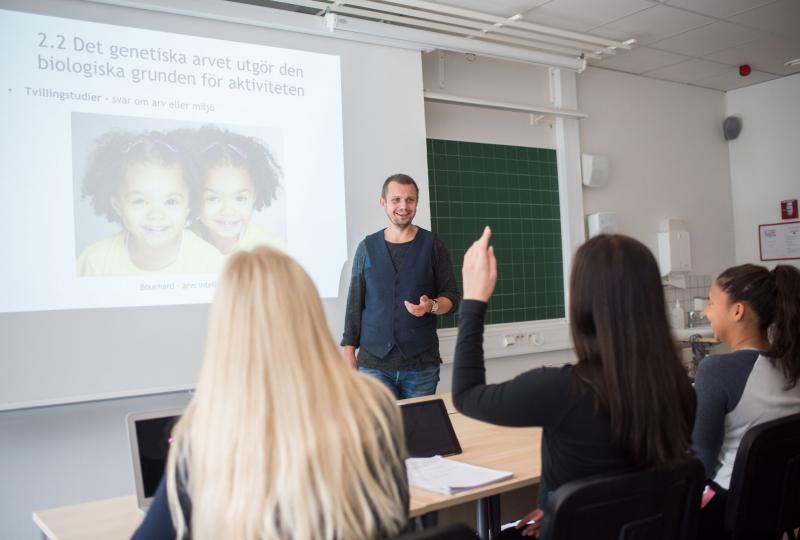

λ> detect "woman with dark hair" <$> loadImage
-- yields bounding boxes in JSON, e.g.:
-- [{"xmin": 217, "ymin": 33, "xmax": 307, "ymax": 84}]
[
  {"xmin": 453, "ymin": 229, "xmax": 696, "ymax": 538},
  {"xmin": 693, "ymin": 263, "xmax": 800, "ymax": 539}
]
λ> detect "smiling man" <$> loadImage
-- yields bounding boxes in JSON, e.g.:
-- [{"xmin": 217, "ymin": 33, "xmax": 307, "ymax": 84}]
[{"xmin": 341, "ymin": 173, "xmax": 460, "ymax": 398}]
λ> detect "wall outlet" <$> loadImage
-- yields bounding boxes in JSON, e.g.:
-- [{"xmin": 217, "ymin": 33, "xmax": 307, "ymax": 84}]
[{"xmin": 503, "ymin": 333, "xmax": 544, "ymax": 347}]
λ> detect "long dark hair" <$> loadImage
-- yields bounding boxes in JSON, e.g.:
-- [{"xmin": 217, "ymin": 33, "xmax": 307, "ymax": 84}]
[
  {"xmin": 716, "ymin": 263, "xmax": 800, "ymax": 388},
  {"xmin": 570, "ymin": 235, "xmax": 694, "ymax": 470}
]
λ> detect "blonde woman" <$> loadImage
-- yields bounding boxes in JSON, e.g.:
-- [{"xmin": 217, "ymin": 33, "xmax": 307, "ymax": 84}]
[{"xmin": 132, "ymin": 247, "xmax": 409, "ymax": 540}]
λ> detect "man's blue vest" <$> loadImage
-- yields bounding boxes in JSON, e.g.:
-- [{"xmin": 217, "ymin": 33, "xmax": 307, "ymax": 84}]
[{"xmin": 360, "ymin": 228, "xmax": 438, "ymax": 359}]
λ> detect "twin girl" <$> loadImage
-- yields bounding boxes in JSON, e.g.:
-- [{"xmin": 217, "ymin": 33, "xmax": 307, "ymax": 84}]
[{"xmin": 77, "ymin": 126, "xmax": 283, "ymax": 276}]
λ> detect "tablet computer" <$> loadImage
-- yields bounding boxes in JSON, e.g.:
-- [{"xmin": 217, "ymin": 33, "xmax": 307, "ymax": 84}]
[{"xmin": 400, "ymin": 398, "xmax": 462, "ymax": 457}]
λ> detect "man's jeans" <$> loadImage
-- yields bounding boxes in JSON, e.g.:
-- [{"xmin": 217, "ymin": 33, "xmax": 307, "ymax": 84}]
[{"xmin": 358, "ymin": 365, "xmax": 440, "ymax": 399}]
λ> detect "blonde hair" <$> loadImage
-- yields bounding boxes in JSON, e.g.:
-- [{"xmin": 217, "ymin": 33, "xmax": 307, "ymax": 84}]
[{"xmin": 165, "ymin": 247, "xmax": 408, "ymax": 540}]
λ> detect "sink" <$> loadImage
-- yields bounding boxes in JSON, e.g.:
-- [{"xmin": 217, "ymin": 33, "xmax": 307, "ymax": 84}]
[{"xmin": 672, "ymin": 325, "xmax": 714, "ymax": 340}]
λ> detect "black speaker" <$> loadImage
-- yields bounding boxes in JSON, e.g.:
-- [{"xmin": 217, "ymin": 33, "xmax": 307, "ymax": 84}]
[{"xmin": 723, "ymin": 116, "xmax": 742, "ymax": 140}]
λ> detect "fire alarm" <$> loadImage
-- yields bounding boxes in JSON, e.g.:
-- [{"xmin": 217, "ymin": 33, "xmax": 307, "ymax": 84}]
[
  {"xmin": 739, "ymin": 64, "xmax": 752, "ymax": 77},
  {"xmin": 782, "ymin": 199, "xmax": 799, "ymax": 220}
]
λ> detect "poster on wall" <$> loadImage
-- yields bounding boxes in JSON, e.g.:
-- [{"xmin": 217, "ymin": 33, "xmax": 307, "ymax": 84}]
[{"xmin": 759, "ymin": 221, "xmax": 800, "ymax": 261}]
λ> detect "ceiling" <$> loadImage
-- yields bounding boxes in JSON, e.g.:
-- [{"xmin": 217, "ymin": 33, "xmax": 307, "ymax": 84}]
[
  {"xmin": 231, "ymin": 0, "xmax": 800, "ymax": 91},
  {"xmin": 431, "ymin": 0, "xmax": 800, "ymax": 91}
]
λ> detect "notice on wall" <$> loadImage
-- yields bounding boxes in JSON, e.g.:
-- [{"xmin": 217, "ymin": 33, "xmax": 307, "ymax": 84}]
[{"xmin": 759, "ymin": 221, "xmax": 800, "ymax": 261}]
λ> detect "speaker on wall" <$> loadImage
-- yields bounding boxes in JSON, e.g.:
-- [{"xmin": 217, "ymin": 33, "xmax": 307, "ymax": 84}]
[
  {"xmin": 723, "ymin": 116, "xmax": 742, "ymax": 140},
  {"xmin": 581, "ymin": 153, "xmax": 609, "ymax": 187}
]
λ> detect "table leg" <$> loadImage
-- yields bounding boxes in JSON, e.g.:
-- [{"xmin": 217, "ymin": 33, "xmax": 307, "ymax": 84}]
[
  {"xmin": 477, "ymin": 495, "xmax": 502, "ymax": 539},
  {"xmin": 489, "ymin": 495, "xmax": 501, "ymax": 538},
  {"xmin": 477, "ymin": 498, "xmax": 490, "ymax": 540},
  {"xmin": 414, "ymin": 511, "xmax": 439, "ymax": 530}
]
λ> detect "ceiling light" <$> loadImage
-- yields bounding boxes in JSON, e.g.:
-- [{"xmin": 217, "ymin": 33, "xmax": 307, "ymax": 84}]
[
  {"xmin": 325, "ymin": 13, "xmax": 586, "ymax": 71},
  {"xmin": 622, "ymin": 39, "xmax": 636, "ymax": 46},
  {"xmin": 785, "ymin": 58, "xmax": 800, "ymax": 68},
  {"xmin": 509, "ymin": 13, "xmax": 523, "ymax": 21}
]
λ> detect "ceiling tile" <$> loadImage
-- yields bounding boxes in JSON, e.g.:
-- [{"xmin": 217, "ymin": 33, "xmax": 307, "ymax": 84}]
[
  {"xmin": 590, "ymin": 46, "xmax": 689, "ymax": 73},
  {"xmin": 704, "ymin": 37, "xmax": 800, "ymax": 75},
  {"xmin": 430, "ymin": 0, "xmax": 551, "ymax": 17},
  {"xmin": 662, "ymin": 0, "xmax": 778, "ymax": 19},
  {"xmin": 651, "ymin": 21, "xmax": 767, "ymax": 57},
  {"xmin": 591, "ymin": 5, "xmax": 716, "ymax": 45},
  {"xmin": 645, "ymin": 58, "xmax": 734, "ymax": 83},
  {"xmin": 692, "ymin": 68, "xmax": 779, "ymax": 90},
  {"xmin": 729, "ymin": 0, "xmax": 800, "ymax": 39},
  {"xmin": 587, "ymin": 26, "xmax": 634, "ymax": 42},
  {"xmin": 522, "ymin": 0, "xmax": 654, "ymax": 32}
]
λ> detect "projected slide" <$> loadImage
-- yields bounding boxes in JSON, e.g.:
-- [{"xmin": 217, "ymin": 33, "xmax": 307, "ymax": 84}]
[{"xmin": 0, "ymin": 8, "xmax": 347, "ymax": 313}]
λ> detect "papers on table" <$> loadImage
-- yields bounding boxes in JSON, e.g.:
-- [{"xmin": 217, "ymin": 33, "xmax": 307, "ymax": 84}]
[{"xmin": 406, "ymin": 455, "xmax": 513, "ymax": 495}]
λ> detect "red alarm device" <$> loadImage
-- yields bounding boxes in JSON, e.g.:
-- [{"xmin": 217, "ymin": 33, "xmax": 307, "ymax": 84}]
[{"xmin": 782, "ymin": 199, "xmax": 799, "ymax": 220}]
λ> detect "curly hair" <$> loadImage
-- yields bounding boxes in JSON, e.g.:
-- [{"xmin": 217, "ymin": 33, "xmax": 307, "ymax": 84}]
[
  {"xmin": 81, "ymin": 130, "xmax": 195, "ymax": 224},
  {"xmin": 168, "ymin": 125, "xmax": 282, "ymax": 217}
]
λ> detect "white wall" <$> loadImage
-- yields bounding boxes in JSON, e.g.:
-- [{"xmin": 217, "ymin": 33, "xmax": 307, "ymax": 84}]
[
  {"xmin": 424, "ymin": 54, "xmax": 737, "ymax": 389},
  {"xmin": 422, "ymin": 51, "xmax": 556, "ymax": 150},
  {"xmin": 726, "ymin": 73, "xmax": 800, "ymax": 269},
  {"xmin": 578, "ymin": 67, "xmax": 736, "ymax": 277}
]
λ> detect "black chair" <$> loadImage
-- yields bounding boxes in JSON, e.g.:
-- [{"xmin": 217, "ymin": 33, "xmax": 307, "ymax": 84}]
[
  {"xmin": 725, "ymin": 412, "xmax": 800, "ymax": 540},
  {"xmin": 539, "ymin": 458, "xmax": 705, "ymax": 540},
  {"xmin": 392, "ymin": 522, "xmax": 480, "ymax": 540}
]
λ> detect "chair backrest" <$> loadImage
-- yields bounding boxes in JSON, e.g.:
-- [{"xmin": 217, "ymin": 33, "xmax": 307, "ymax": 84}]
[
  {"xmin": 725, "ymin": 412, "xmax": 800, "ymax": 539},
  {"xmin": 540, "ymin": 458, "xmax": 705, "ymax": 540},
  {"xmin": 391, "ymin": 522, "xmax": 479, "ymax": 540}
]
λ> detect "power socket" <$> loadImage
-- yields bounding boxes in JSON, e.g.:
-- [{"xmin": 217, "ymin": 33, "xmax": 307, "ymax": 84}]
[{"xmin": 503, "ymin": 333, "xmax": 544, "ymax": 347}]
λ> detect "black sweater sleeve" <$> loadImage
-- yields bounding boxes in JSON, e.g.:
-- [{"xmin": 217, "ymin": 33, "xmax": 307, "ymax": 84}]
[
  {"xmin": 131, "ymin": 477, "xmax": 177, "ymax": 540},
  {"xmin": 452, "ymin": 300, "xmax": 571, "ymax": 428},
  {"xmin": 341, "ymin": 241, "xmax": 368, "ymax": 347},
  {"xmin": 432, "ymin": 234, "xmax": 461, "ymax": 312}
]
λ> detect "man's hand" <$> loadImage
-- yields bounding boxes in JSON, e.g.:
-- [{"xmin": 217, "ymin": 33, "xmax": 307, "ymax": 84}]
[
  {"xmin": 515, "ymin": 508, "xmax": 544, "ymax": 537},
  {"xmin": 343, "ymin": 345, "xmax": 357, "ymax": 369},
  {"xmin": 404, "ymin": 295, "xmax": 434, "ymax": 317},
  {"xmin": 463, "ymin": 226, "xmax": 497, "ymax": 302}
]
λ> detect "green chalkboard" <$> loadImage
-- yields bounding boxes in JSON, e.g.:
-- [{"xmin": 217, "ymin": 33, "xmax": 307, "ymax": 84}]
[{"xmin": 427, "ymin": 138, "xmax": 566, "ymax": 328}]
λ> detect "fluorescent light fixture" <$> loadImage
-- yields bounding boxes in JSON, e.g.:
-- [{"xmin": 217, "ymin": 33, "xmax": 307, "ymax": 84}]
[
  {"xmin": 326, "ymin": 14, "xmax": 586, "ymax": 71},
  {"xmin": 88, "ymin": 0, "xmax": 615, "ymax": 71}
]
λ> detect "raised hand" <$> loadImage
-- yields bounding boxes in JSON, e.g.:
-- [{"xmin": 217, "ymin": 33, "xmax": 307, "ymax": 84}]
[{"xmin": 462, "ymin": 226, "xmax": 497, "ymax": 303}]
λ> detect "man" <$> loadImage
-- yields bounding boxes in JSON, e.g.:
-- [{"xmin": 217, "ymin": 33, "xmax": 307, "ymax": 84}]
[{"xmin": 342, "ymin": 173, "xmax": 461, "ymax": 399}]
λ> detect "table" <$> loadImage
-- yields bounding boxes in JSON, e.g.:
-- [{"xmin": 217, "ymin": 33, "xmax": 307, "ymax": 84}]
[
  {"xmin": 33, "ymin": 394, "xmax": 541, "ymax": 540},
  {"xmin": 406, "ymin": 394, "xmax": 541, "ymax": 537}
]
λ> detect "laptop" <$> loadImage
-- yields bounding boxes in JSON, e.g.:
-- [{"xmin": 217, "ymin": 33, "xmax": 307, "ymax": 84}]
[
  {"xmin": 400, "ymin": 399, "xmax": 462, "ymax": 457},
  {"xmin": 126, "ymin": 408, "xmax": 183, "ymax": 511}
]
